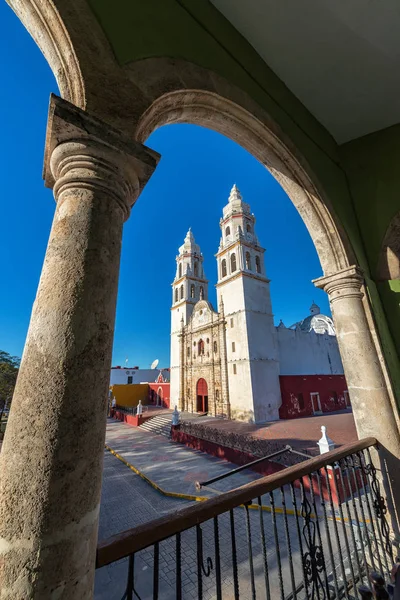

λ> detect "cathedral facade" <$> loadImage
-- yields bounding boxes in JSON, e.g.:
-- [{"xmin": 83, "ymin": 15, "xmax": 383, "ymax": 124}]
[{"xmin": 170, "ymin": 185, "xmax": 346, "ymax": 423}]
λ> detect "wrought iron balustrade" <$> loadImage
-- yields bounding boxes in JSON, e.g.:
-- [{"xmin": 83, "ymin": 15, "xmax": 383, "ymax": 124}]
[{"xmin": 96, "ymin": 438, "xmax": 396, "ymax": 599}]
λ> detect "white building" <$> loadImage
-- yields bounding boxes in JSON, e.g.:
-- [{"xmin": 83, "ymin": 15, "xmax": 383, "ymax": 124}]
[
  {"xmin": 110, "ymin": 367, "xmax": 170, "ymax": 386},
  {"xmin": 170, "ymin": 185, "xmax": 344, "ymax": 423}
]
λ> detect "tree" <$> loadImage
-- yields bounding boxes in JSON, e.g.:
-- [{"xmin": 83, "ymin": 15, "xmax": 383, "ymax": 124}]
[{"xmin": 0, "ymin": 350, "xmax": 20, "ymax": 419}]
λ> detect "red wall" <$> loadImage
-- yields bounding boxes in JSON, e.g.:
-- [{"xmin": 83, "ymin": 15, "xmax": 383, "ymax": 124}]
[
  {"xmin": 148, "ymin": 383, "xmax": 170, "ymax": 409},
  {"xmin": 279, "ymin": 375, "xmax": 349, "ymax": 419}
]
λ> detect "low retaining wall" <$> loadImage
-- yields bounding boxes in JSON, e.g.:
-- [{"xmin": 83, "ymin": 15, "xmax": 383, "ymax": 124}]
[
  {"xmin": 110, "ymin": 409, "xmax": 155, "ymax": 427},
  {"xmin": 171, "ymin": 423, "xmax": 363, "ymax": 505}
]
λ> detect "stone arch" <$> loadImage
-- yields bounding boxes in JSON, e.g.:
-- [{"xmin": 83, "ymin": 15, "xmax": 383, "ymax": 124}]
[
  {"xmin": 377, "ymin": 211, "xmax": 400, "ymax": 281},
  {"xmin": 136, "ymin": 89, "xmax": 354, "ymax": 277}
]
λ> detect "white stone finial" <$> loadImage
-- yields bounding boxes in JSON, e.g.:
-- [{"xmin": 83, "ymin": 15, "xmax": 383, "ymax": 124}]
[
  {"xmin": 137, "ymin": 399, "xmax": 143, "ymax": 415},
  {"xmin": 172, "ymin": 405, "xmax": 180, "ymax": 426},
  {"xmin": 318, "ymin": 425, "xmax": 335, "ymax": 454},
  {"xmin": 229, "ymin": 183, "xmax": 243, "ymax": 203}
]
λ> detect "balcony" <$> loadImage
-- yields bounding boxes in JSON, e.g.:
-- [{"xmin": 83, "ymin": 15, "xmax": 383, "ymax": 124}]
[{"xmin": 96, "ymin": 437, "xmax": 396, "ymax": 599}]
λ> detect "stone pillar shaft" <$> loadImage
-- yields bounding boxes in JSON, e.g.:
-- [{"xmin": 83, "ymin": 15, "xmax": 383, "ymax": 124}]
[
  {"xmin": 0, "ymin": 95, "xmax": 159, "ymax": 598},
  {"xmin": 315, "ymin": 265, "xmax": 400, "ymax": 528}
]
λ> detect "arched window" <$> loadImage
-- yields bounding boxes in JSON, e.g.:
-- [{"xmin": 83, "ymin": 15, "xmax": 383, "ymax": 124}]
[
  {"xmin": 230, "ymin": 253, "xmax": 237, "ymax": 273},
  {"xmin": 190, "ymin": 284, "xmax": 195, "ymax": 298},
  {"xmin": 200, "ymin": 286, "xmax": 204, "ymax": 300},
  {"xmin": 225, "ymin": 226, "xmax": 230, "ymax": 237},
  {"xmin": 246, "ymin": 223, "xmax": 251, "ymax": 233},
  {"xmin": 178, "ymin": 263, "xmax": 182, "ymax": 278},
  {"xmin": 175, "ymin": 288, "xmax": 178, "ymax": 303},
  {"xmin": 221, "ymin": 259, "xmax": 227, "ymax": 278},
  {"xmin": 245, "ymin": 252, "xmax": 251, "ymax": 270},
  {"xmin": 194, "ymin": 261, "xmax": 198, "ymax": 277},
  {"xmin": 213, "ymin": 341, "xmax": 217, "ymax": 353},
  {"xmin": 180, "ymin": 285, "xmax": 184, "ymax": 299},
  {"xmin": 255, "ymin": 256, "xmax": 261, "ymax": 273},
  {"xmin": 198, "ymin": 339, "xmax": 205, "ymax": 355},
  {"xmin": 187, "ymin": 347, "xmax": 190, "ymax": 357}
]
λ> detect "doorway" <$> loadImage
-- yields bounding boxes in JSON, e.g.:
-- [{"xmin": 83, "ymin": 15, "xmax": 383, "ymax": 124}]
[
  {"xmin": 196, "ymin": 378, "xmax": 208, "ymax": 413},
  {"xmin": 310, "ymin": 392, "xmax": 322, "ymax": 415}
]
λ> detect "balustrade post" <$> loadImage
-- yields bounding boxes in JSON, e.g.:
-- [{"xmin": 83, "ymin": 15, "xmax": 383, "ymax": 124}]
[
  {"xmin": 315, "ymin": 265, "xmax": 400, "ymax": 537},
  {"xmin": 0, "ymin": 95, "xmax": 159, "ymax": 598}
]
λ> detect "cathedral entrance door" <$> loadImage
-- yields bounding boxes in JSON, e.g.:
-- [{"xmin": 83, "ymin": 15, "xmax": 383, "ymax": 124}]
[{"xmin": 196, "ymin": 378, "xmax": 208, "ymax": 413}]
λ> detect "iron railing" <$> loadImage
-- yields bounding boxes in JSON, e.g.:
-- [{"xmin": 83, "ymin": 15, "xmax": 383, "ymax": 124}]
[
  {"xmin": 96, "ymin": 437, "xmax": 396, "ymax": 599},
  {"xmin": 113, "ymin": 404, "xmax": 149, "ymax": 416}
]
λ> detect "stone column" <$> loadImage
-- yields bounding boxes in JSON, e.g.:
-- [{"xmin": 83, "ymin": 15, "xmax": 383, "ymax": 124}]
[
  {"xmin": 0, "ymin": 95, "xmax": 159, "ymax": 599},
  {"xmin": 315, "ymin": 265, "xmax": 400, "ymax": 527},
  {"xmin": 219, "ymin": 298, "xmax": 231, "ymax": 419}
]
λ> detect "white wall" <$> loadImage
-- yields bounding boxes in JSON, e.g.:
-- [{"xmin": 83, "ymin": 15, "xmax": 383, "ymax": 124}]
[
  {"xmin": 277, "ymin": 327, "xmax": 344, "ymax": 375},
  {"xmin": 110, "ymin": 368, "xmax": 169, "ymax": 386}
]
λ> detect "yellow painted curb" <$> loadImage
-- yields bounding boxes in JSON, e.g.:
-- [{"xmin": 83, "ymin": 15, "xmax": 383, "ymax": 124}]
[{"xmin": 105, "ymin": 444, "xmax": 370, "ymax": 525}]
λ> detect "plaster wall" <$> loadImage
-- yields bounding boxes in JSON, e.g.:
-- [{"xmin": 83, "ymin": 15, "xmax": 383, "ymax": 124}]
[
  {"xmin": 279, "ymin": 375, "xmax": 348, "ymax": 419},
  {"xmin": 277, "ymin": 328, "xmax": 344, "ymax": 376}
]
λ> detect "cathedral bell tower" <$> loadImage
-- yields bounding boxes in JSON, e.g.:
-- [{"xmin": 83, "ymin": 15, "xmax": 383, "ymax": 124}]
[
  {"xmin": 170, "ymin": 229, "xmax": 208, "ymax": 407},
  {"xmin": 215, "ymin": 185, "xmax": 282, "ymax": 422}
]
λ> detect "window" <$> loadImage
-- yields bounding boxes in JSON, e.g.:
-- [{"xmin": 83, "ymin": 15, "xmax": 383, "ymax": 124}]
[
  {"xmin": 215, "ymin": 389, "xmax": 220, "ymax": 402},
  {"xmin": 187, "ymin": 347, "xmax": 190, "ymax": 357},
  {"xmin": 200, "ymin": 286, "xmax": 204, "ymax": 300},
  {"xmin": 230, "ymin": 253, "xmax": 237, "ymax": 273},
  {"xmin": 245, "ymin": 252, "xmax": 251, "ymax": 270},
  {"xmin": 193, "ymin": 341, "xmax": 196, "ymax": 346},
  {"xmin": 232, "ymin": 342, "xmax": 236, "ymax": 352},
  {"xmin": 127, "ymin": 376, "xmax": 133, "ymax": 384},
  {"xmin": 198, "ymin": 339, "xmax": 205, "ymax": 355},
  {"xmin": 246, "ymin": 223, "xmax": 251, "ymax": 233},
  {"xmin": 175, "ymin": 288, "xmax": 178, "ymax": 303},
  {"xmin": 225, "ymin": 226, "xmax": 231, "ymax": 236},
  {"xmin": 221, "ymin": 259, "xmax": 227, "ymax": 278},
  {"xmin": 255, "ymin": 256, "xmax": 261, "ymax": 273},
  {"xmin": 233, "ymin": 364, "xmax": 237, "ymax": 375},
  {"xmin": 190, "ymin": 284, "xmax": 195, "ymax": 298},
  {"xmin": 194, "ymin": 262, "xmax": 198, "ymax": 277},
  {"xmin": 230, "ymin": 318, "xmax": 234, "ymax": 328},
  {"xmin": 178, "ymin": 263, "xmax": 182, "ymax": 278},
  {"xmin": 206, "ymin": 338, "xmax": 210, "ymax": 344},
  {"xmin": 297, "ymin": 393, "xmax": 305, "ymax": 410},
  {"xmin": 213, "ymin": 341, "xmax": 217, "ymax": 353},
  {"xmin": 331, "ymin": 391, "xmax": 338, "ymax": 404},
  {"xmin": 180, "ymin": 285, "xmax": 184, "ymax": 299}
]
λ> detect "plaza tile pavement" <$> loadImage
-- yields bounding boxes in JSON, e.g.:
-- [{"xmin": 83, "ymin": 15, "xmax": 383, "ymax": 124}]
[
  {"xmin": 95, "ymin": 418, "xmax": 352, "ymax": 599},
  {"xmin": 196, "ymin": 409, "xmax": 357, "ymax": 453}
]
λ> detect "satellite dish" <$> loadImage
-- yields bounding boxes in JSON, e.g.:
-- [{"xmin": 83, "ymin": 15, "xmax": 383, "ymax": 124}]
[{"xmin": 151, "ymin": 359, "xmax": 159, "ymax": 370}]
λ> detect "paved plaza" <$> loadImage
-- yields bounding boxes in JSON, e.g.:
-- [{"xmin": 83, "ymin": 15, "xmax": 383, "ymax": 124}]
[{"xmin": 95, "ymin": 418, "xmax": 362, "ymax": 600}]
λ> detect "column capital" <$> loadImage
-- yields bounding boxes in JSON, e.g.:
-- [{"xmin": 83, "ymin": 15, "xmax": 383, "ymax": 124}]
[
  {"xmin": 43, "ymin": 94, "xmax": 160, "ymax": 219},
  {"xmin": 313, "ymin": 265, "xmax": 364, "ymax": 302}
]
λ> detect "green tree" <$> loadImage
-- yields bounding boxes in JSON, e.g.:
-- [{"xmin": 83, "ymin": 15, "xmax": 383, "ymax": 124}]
[{"xmin": 0, "ymin": 350, "xmax": 20, "ymax": 420}]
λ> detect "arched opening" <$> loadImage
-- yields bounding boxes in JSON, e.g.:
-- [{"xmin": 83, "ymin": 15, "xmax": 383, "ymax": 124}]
[
  {"xmin": 174, "ymin": 288, "xmax": 178, "ymax": 303},
  {"xmin": 178, "ymin": 263, "xmax": 182, "ymax": 278},
  {"xmin": 255, "ymin": 256, "xmax": 261, "ymax": 274},
  {"xmin": 221, "ymin": 259, "xmax": 227, "ymax": 278},
  {"xmin": 230, "ymin": 253, "xmax": 237, "ymax": 273},
  {"xmin": 196, "ymin": 378, "xmax": 208, "ymax": 413},
  {"xmin": 194, "ymin": 261, "xmax": 198, "ymax": 277},
  {"xmin": 190, "ymin": 284, "xmax": 195, "ymax": 298},
  {"xmin": 157, "ymin": 386, "xmax": 163, "ymax": 407},
  {"xmin": 180, "ymin": 285, "xmax": 184, "ymax": 299},
  {"xmin": 199, "ymin": 286, "xmax": 204, "ymax": 300},
  {"xmin": 198, "ymin": 339, "xmax": 205, "ymax": 355},
  {"xmin": 225, "ymin": 226, "xmax": 230, "ymax": 237},
  {"xmin": 245, "ymin": 252, "xmax": 251, "ymax": 270},
  {"xmin": 246, "ymin": 223, "xmax": 251, "ymax": 233}
]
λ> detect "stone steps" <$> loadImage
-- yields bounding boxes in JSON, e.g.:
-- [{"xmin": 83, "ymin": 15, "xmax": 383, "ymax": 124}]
[{"xmin": 138, "ymin": 414, "xmax": 172, "ymax": 438}]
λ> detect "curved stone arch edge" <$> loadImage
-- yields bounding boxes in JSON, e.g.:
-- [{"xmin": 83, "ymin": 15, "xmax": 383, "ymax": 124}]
[{"xmin": 135, "ymin": 89, "xmax": 353, "ymax": 278}]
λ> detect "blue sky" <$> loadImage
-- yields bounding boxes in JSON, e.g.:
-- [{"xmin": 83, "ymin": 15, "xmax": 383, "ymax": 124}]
[{"xmin": 0, "ymin": 3, "xmax": 330, "ymax": 368}]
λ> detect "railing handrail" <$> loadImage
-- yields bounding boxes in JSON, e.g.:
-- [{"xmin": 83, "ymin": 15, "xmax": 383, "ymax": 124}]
[{"xmin": 96, "ymin": 436, "xmax": 377, "ymax": 568}]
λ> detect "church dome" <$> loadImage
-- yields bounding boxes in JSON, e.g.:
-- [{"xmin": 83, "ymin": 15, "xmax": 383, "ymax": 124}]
[{"xmin": 291, "ymin": 303, "xmax": 336, "ymax": 335}]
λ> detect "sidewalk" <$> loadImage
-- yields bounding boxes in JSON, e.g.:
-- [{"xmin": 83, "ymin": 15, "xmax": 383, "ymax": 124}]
[{"xmin": 105, "ymin": 418, "xmax": 262, "ymax": 498}]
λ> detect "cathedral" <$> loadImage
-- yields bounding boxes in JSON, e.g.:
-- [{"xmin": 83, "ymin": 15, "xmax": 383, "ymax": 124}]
[{"xmin": 170, "ymin": 185, "xmax": 348, "ymax": 423}]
